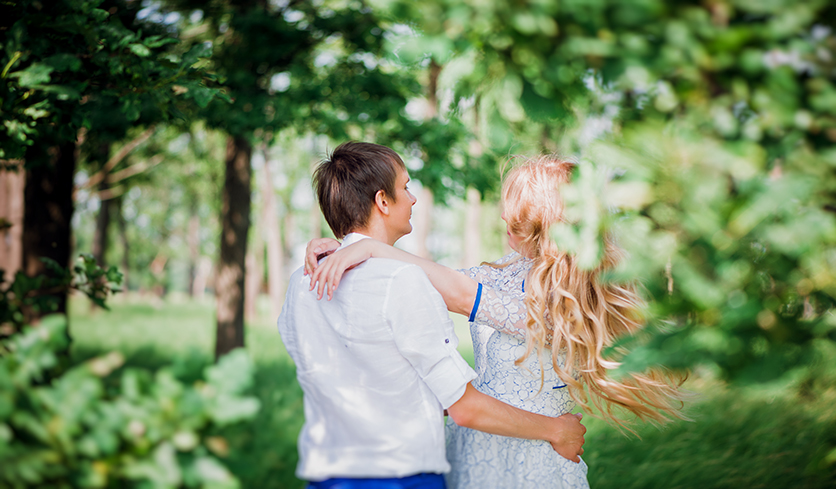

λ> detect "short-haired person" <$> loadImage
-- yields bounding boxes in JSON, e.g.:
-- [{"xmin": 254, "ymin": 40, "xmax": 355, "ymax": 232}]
[
  {"xmin": 306, "ymin": 155, "xmax": 689, "ymax": 489},
  {"xmin": 277, "ymin": 142, "xmax": 586, "ymax": 489}
]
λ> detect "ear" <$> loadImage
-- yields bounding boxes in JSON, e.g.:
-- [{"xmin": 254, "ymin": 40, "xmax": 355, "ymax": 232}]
[{"xmin": 374, "ymin": 189, "xmax": 390, "ymax": 216}]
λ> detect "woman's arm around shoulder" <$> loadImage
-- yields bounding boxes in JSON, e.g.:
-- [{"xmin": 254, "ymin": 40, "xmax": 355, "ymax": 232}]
[{"xmin": 306, "ymin": 238, "xmax": 480, "ymax": 316}]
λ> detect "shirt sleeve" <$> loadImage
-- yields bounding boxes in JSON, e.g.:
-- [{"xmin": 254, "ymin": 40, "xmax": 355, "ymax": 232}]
[
  {"xmin": 385, "ymin": 264, "xmax": 477, "ymax": 410},
  {"xmin": 471, "ymin": 285, "xmax": 529, "ymax": 339}
]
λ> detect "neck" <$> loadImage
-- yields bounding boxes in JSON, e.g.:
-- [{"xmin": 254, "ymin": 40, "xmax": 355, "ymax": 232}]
[{"xmin": 350, "ymin": 222, "xmax": 396, "ymax": 246}]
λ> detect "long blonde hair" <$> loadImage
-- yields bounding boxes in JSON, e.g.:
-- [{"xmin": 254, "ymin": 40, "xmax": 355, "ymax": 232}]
[{"xmin": 500, "ymin": 155, "xmax": 687, "ymax": 429}]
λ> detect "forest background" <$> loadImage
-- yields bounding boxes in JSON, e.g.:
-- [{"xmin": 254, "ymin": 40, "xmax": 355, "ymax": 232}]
[{"xmin": 1, "ymin": 0, "xmax": 836, "ymax": 487}]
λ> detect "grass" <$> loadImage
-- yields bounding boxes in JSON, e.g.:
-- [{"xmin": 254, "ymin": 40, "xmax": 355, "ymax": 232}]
[{"xmin": 69, "ymin": 295, "xmax": 836, "ymax": 489}]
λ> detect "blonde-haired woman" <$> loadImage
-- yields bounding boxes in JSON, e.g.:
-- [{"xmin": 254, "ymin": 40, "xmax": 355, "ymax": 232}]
[{"xmin": 305, "ymin": 155, "xmax": 686, "ymax": 489}]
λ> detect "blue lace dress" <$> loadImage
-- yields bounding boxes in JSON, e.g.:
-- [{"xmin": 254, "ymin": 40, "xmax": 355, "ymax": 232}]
[{"xmin": 445, "ymin": 252, "xmax": 589, "ymax": 489}]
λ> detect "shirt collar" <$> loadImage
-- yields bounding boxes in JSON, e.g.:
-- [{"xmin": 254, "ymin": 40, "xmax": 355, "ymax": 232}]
[{"xmin": 340, "ymin": 232, "xmax": 371, "ymax": 249}]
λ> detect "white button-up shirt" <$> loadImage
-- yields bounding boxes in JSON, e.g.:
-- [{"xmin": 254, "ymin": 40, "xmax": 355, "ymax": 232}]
[{"xmin": 278, "ymin": 233, "xmax": 477, "ymax": 481}]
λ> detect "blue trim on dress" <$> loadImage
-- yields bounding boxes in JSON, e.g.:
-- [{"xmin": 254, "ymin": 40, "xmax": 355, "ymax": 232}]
[
  {"xmin": 553, "ymin": 384, "xmax": 567, "ymax": 389},
  {"xmin": 468, "ymin": 283, "xmax": 483, "ymax": 322},
  {"xmin": 522, "ymin": 279, "xmax": 525, "ymax": 293}
]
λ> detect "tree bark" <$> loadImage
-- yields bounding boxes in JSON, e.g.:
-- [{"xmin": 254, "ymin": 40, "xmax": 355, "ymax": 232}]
[
  {"xmin": 427, "ymin": 59, "xmax": 441, "ymax": 118},
  {"xmin": 22, "ymin": 142, "xmax": 77, "ymax": 320},
  {"xmin": 0, "ymin": 164, "xmax": 25, "ymax": 286},
  {"xmin": 244, "ymin": 226, "xmax": 262, "ymax": 322},
  {"xmin": 92, "ymin": 143, "xmax": 111, "ymax": 267},
  {"xmin": 262, "ymin": 156, "xmax": 285, "ymax": 320},
  {"xmin": 215, "ymin": 135, "xmax": 252, "ymax": 359}
]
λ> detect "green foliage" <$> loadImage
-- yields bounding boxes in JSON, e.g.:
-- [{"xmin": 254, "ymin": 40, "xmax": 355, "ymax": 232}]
[
  {"xmin": 385, "ymin": 0, "xmax": 836, "ymax": 382},
  {"xmin": 68, "ymin": 296, "xmax": 836, "ymax": 489},
  {"xmin": 584, "ymin": 376, "xmax": 836, "ymax": 488},
  {"xmin": 0, "ymin": 255, "xmax": 122, "ymax": 338},
  {"xmin": 0, "ymin": 0, "xmax": 224, "ymax": 163},
  {"xmin": 0, "ymin": 316, "xmax": 260, "ymax": 488},
  {"xmin": 69, "ymin": 298, "xmax": 306, "ymax": 489},
  {"xmin": 584, "ymin": 125, "xmax": 836, "ymax": 382}
]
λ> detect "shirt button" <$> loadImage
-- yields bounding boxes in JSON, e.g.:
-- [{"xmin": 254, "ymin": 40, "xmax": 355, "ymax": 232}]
[{"xmin": 444, "ymin": 338, "xmax": 450, "ymax": 344}]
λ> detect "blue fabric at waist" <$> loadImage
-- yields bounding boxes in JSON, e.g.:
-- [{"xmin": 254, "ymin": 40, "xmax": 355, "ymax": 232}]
[{"xmin": 308, "ymin": 473, "xmax": 446, "ymax": 489}]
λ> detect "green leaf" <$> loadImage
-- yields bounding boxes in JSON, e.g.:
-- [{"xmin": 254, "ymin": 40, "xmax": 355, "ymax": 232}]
[
  {"xmin": 128, "ymin": 43, "xmax": 151, "ymax": 58},
  {"xmin": 205, "ymin": 349, "xmax": 255, "ymax": 395},
  {"xmin": 90, "ymin": 9, "xmax": 110, "ymax": 22},
  {"xmin": 182, "ymin": 42, "xmax": 213, "ymax": 67},
  {"xmin": 22, "ymin": 101, "xmax": 50, "ymax": 120},
  {"xmin": 209, "ymin": 397, "xmax": 261, "ymax": 425},
  {"xmin": 189, "ymin": 85, "xmax": 216, "ymax": 108},
  {"xmin": 9, "ymin": 63, "xmax": 54, "ymax": 87},
  {"xmin": 36, "ymin": 84, "xmax": 82, "ymax": 100},
  {"xmin": 42, "ymin": 54, "xmax": 81, "ymax": 72}
]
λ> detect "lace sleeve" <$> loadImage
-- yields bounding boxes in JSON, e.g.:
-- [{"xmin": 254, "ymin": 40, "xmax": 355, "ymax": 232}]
[
  {"xmin": 457, "ymin": 252, "xmax": 522, "ymax": 287},
  {"xmin": 471, "ymin": 285, "xmax": 528, "ymax": 339},
  {"xmin": 457, "ymin": 265, "xmax": 494, "ymax": 284}
]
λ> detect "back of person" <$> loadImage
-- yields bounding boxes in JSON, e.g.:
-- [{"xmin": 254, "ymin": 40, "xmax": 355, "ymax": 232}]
[{"xmin": 279, "ymin": 239, "xmax": 475, "ymax": 481}]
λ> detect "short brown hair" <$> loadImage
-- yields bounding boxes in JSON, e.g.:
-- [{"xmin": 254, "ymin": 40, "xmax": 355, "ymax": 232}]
[{"xmin": 313, "ymin": 142, "xmax": 406, "ymax": 239}]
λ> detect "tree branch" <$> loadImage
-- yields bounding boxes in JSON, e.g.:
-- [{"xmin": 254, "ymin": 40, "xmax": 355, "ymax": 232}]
[{"xmin": 81, "ymin": 126, "xmax": 156, "ymax": 189}]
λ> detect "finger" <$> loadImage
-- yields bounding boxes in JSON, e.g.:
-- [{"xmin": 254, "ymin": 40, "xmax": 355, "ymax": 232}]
[
  {"xmin": 317, "ymin": 273, "xmax": 327, "ymax": 300},
  {"xmin": 309, "ymin": 266, "xmax": 320, "ymax": 291},
  {"xmin": 326, "ymin": 268, "xmax": 338, "ymax": 300},
  {"xmin": 309, "ymin": 267, "xmax": 320, "ymax": 291},
  {"xmin": 328, "ymin": 276, "xmax": 340, "ymax": 300},
  {"xmin": 312, "ymin": 267, "xmax": 324, "ymax": 298},
  {"xmin": 575, "ymin": 413, "xmax": 583, "ymax": 420}
]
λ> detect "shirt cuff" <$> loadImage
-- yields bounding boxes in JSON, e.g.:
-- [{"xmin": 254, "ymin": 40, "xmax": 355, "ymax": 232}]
[
  {"xmin": 423, "ymin": 352, "xmax": 477, "ymax": 409},
  {"xmin": 468, "ymin": 283, "xmax": 483, "ymax": 323}
]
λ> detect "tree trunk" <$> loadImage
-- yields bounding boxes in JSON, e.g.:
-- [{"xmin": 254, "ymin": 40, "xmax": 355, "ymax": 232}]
[
  {"xmin": 0, "ymin": 164, "xmax": 25, "ymax": 286},
  {"xmin": 92, "ymin": 143, "xmax": 111, "ymax": 267},
  {"xmin": 262, "ymin": 156, "xmax": 285, "ymax": 320},
  {"xmin": 22, "ymin": 142, "xmax": 76, "ymax": 321},
  {"xmin": 114, "ymin": 195, "xmax": 130, "ymax": 291},
  {"xmin": 411, "ymin": 60, "xmax": 442, "ymax": 260},
  {"xmin": 282, "ymin": 211, "xmax": 295, "ymax": 265},
  {"xmin": 244, "ymin": 226, "xmax": 262, "ymax": 322},
  {"xmin": 188, "ymin": 203, "xmax": 200, "ymax": 298},
  {"xmin": 463, "ymin": 187, "xmax": 482, "ymax": 267},
  {"xmin": 215, "ymin": 135, "xmax": 252, "ymax": 359},
  {"xmin": 308, "ymin": 151, "xmax": 322, "ymax": 240},
  {"xmin": 412, "ymin": 186, "xmax": 433, "ymax": 259},
  {"xmin": 193, "ymin": 256, "xmax": 211, "ymax": 300},
  {"xmin": 427, "ymin": 60, "xmax": 441, "ymax": 119}
]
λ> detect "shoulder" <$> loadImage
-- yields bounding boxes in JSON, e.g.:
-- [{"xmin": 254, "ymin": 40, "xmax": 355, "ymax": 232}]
[
  {"xmin": 493, "ymin": 251, "xmax": 522, "ymax": 266},
  {"xmin": 332, "ymin": 258, "xmax": 433, "ymax": 293},
  {"xmin": 369, "ymin": 258, "xmax": 431, "ymax": 284},
  {"xmin": 363, "ymin": 259, "xmax": 441, "ymax": 302},
  {"xmin": 286, "ymin": 266, "xmax": 307, "ymax": 288}
]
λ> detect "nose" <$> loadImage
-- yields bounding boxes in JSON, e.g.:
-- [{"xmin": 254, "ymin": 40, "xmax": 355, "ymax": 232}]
[{"xmin": 410, "ymin": 191, "xmax": 417, "ymax": 205}]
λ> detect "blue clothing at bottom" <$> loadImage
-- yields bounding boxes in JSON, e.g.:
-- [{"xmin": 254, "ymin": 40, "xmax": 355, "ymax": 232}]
[{"xmin": 308, "ymin": 473, "xmax": 446, "ymax": 489}]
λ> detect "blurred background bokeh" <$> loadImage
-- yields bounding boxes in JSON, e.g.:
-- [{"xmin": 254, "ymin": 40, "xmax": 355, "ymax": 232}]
[{"xmin": 2, "ymin": 0, "xmax": 835, "ymax": 487}]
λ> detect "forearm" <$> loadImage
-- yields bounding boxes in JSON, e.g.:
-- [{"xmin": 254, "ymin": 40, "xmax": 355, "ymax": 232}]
[{"xmin": 448, "ymin": 384, "xmax": 561, "ymax": 443}]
